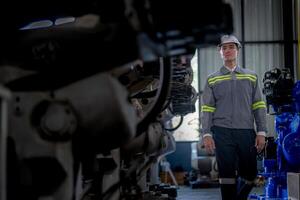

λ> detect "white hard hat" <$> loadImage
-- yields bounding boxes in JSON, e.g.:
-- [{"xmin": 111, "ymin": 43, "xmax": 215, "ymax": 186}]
[{"xmin": 218, "ymin": 35, "xmax": 241, "ymax": 48}]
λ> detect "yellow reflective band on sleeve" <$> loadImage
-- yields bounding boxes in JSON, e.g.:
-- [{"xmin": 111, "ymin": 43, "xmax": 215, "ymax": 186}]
[
  {"xmin": 252, "ymin": 101, "xmax": 266, "ymax": 110},
  {"xmin": 201, "ymin": 105, "xmax": 216, "ymax": 112},
  {"xmin": 236, "ymin": 74, "xmax": 257, "ymax": 82},
  {"xmin": 208, "ymin": 75, "xmax": 232, "ymax": 85}
]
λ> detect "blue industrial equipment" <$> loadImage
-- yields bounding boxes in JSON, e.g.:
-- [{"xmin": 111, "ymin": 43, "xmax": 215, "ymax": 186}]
[{"xmin": 250, "ymin": 68, "xmax": 300, "ymax": 200}]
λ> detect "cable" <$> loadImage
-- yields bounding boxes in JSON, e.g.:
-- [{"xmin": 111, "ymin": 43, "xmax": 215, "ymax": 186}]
[{"xmin": 164, "ymin": 115, "xmax": 184, "ymax": 131}]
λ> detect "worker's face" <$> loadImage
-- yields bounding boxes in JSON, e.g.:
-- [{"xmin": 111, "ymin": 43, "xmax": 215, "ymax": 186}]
[{"xmin": 219, "ymin": 43, "xmax": 239, "ymax": 61}]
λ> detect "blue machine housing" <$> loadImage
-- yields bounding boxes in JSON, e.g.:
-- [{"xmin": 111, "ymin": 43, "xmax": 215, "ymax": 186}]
[{"xmin": 250, "ymin": 68, "xmax": 300, "ymax": 200}]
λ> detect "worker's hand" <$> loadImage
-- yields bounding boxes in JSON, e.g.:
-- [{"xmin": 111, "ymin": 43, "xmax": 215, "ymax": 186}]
[
  {"xmin": 203, "ymin": 136, "xmax": 215, "ymax": 154},
  {"xmin": 255, "ymin": 135, "xmax": 266, "ymax": 153}
]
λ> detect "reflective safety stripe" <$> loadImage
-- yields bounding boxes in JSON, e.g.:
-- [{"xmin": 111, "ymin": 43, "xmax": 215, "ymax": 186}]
[
  {"xmin": 236, "ymin": 76, "xmax": 256, "ymax": 82},
  {"xmin": 208, "ymin": 74, "xmax": 231, "ymax": 83},
  {"xmin": 236, "ymin": 74, "xmax": 257, "ymax": 82},
  {"xmin": 252, "ymin": 101, "xmax": 266, "ymax": 110},
  {"xmin": 201, "ymin": 105, "xmax": 216, "ymax": 112},
  {"xmin": 219, "ymin": 178, "xmax": 236, "ymax": 184},
  {"xmin": 208, "ymin": 74, "xmax": 257, "ymax": 85},
  {"xmin": 209, "ymin": 78, "xmax": 231, "ymax": 85},
  {"xmin": 208, "ymin": 76, "xmax": 231, "ymax": 85}
]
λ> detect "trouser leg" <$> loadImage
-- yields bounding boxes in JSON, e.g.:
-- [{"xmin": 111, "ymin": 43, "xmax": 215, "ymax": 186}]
[
  {"xmin": 234, "ymin": 129, "xmax": 257, "ymax": 200},
  {"xmin": 212, "ymin": 126, "xmax": 238, "ymax": 200}
]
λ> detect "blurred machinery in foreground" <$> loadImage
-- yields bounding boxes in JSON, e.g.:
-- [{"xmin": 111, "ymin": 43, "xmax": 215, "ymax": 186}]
[
  {"xmin": 0, "ymin": 0, "xmax": 233, "ymax": 200},
  {"xmin": 250, "ymin": 68, "xmax": 300, "ymax": 200}
]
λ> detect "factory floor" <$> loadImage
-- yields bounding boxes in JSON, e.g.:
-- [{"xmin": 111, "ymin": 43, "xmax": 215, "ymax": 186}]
[
  {"xmin": 177, "ymin": 186, "xmax": 221, "ymax": 200},
  {"xmin": 176, "ymin": 185, "xmax": 264, "ymax": 200}
]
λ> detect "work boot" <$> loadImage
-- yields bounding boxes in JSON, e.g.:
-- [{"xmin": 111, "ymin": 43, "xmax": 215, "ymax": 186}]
[
  {"xmin": 236, "ymin": 181, "xmax": 254, "ymax": 200},
  {"xmin": 220, "ymin": 184, "xmax": 237, "ymax": 200}
]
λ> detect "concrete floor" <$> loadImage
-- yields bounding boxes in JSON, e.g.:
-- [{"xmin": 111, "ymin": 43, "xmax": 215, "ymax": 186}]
[
  {"xmin": 176, "ymin": 186, "xmax": 264, "ymax": 200},
  {"xmin": 177, "ymin": 186, "xmax": 221, "ymax": 200}
]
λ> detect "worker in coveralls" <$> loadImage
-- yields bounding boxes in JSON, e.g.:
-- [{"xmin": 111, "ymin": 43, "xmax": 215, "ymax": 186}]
[{"xmin": 200, "ymin": 35, "xmax": 267, "ymax": 200}]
